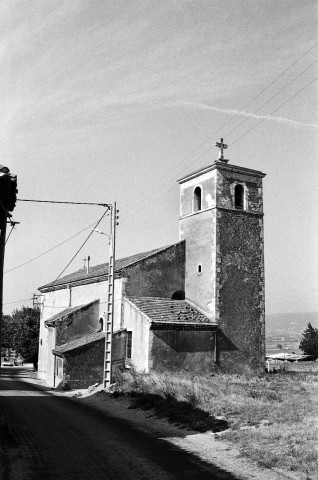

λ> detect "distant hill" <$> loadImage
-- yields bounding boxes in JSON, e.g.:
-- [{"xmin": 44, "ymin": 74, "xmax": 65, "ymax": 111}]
[{"xmin": 266, "ymin": 312, "xmax": 318, "ymax": 334}]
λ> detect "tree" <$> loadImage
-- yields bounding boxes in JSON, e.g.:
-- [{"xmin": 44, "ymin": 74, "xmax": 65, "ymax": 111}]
[
  {"xmin": 299, "ymin": 322, "xmax": 318, "ymax": 360},
  {"xmin": 1, "ymin": 314, "xmax": 16, "ymax": 351},
  {"xmin": 2, "ymin": 306, "xmax": 40, "ymax": 367}
]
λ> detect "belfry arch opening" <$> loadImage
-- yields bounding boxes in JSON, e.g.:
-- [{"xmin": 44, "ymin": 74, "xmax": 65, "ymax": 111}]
[
  {"xmin": 234, "ymin": 184, "xmax": 244, "ymax": 210},
  {"xmin": 193, "ymin": 186, "xmax": 202, "ymax": 212}
]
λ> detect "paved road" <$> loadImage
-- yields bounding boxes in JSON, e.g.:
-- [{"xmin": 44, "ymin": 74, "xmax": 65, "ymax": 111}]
[{"xmin": 0, "ymin": 368, "xmax": 235, "ymax": 480}]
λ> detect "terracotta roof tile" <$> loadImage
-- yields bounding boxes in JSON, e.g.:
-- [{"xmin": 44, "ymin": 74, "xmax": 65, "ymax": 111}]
[
  {"xmin": 44, "ymin": 300, "xmax": 98, "ymax": 326},
  {"xmin": 39, "ymin": 243, "xmax": 179, "ymax": 292},
  {"xmin": 128, "ymin": 297, "xmax": 218, "ymax": 327},
  {"xmin": 53, "ymin": 331, "xmax": 105, "ymax": 355}
]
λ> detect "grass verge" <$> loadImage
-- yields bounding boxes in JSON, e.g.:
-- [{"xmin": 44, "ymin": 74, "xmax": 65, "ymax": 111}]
[{"xmin": 112, "ymin": 363, "xmax": 318, "ymax": 478}]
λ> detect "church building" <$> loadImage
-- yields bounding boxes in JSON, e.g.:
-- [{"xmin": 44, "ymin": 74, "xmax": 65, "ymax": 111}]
[{"xmin": 37, "ymin": 140, "xmax": 266, "ymax": 388}]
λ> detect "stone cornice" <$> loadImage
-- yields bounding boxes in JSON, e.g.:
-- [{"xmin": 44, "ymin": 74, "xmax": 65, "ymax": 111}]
[{"xmin": 178, "ymin": 162, "xmax": 266, "ymax": 184}]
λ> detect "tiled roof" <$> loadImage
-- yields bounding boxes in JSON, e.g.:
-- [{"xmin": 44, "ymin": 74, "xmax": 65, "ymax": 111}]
[
  {"xmin": 128, "ymin": 297, "xmax": 218, "ymax": 328},
  {"xmin": 39, "ymin": 244, "xmax": 178, "ymax": 292},
  {"xmin": 52, "ymin": 331, "xmax": 105, "ymax": 355},
  {"xmin": 45, "ymin": 300, "xmax": 98, "ymax": 326}
]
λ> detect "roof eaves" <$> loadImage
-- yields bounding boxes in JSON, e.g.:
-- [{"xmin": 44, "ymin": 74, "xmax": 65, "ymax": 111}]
[
  {"xmin": 44, "ymin": 299, "xmax": 99, "ymax": 326},
  {"xmin": 151, "ymin": 321, "xmax": 218, "ymax": 330},
  {"xmin": 39, "ymin": 271, "xmax": 121, "ymax": 293},
  {"xmin": 39, "ymin": 242, "xmax": 184, "ymax": 293},
  {"xmin": 119, "ymin": 242, "xmax": 183, "ymax": 271},
  {"xmin": 52, "ymin": 331, "xmax": 106, "ymax": 355}
]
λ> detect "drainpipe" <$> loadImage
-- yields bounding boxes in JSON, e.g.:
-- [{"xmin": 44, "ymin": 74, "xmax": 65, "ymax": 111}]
[
  {"xmin": 213, "ymin": 328, "xmax": 219, "ymax": 363},
  {"xmin": 68, "ymin": 284, "xmax": 72, "ymax": 308}
]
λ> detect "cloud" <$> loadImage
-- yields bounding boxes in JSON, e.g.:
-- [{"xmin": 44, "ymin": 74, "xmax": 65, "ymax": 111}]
[
  {"xmin": 162, "ymin": 100, "xmax": 318, "ymax": 129},
  {"xmin": 2, "ymin": 0, "xmax": 317, "ymax": 138}
]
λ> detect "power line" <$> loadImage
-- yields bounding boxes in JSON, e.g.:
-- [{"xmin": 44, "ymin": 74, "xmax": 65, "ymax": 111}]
[
  {"xmin": 225, "ymin": 58, "xmax": 318, "ymax": 139},
  {"xmin": 172, "ymin": 72, "xmax": 318, "ymax": 180},
  {"xmin": 121, "ymin": 43, "xmax": 318, "ymax": 217},
  {"xmin": 169, "ymin": 57, "xmax": 318, "ymax": 176},
  {"xmin": 212, "ymin": 40, "xmax": 318, "ymax": 136},
  {"xmin": 52, "ymin": 208, "xmax": 110, "ymax": 285},
  {"xmin": 3, "ymin": 298, "xmax": 32, "ymax": 306},
  {"xmin": 5, "ymin": 225, "xmax": 15, "ymax": 245},
  {"xmin": 125, "ymin": 71, "xmax": 318, "ymax": 219},
  {"xmin": 230, "ymin": 74, "xmax": 318, "ymax": 148},
  {"xmin": 17, "ymin": 199, "xmax": 111, "ymax": 207},
  {"xmin": 4, "ymin": 218, "xmax": 106, "ymax": 275},
  {"xmin": 173, "ymin": 59, "xmax": 318, "ymax": 175}
]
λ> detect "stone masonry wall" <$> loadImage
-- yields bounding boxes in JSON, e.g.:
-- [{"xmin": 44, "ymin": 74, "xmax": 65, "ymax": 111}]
[
  {"xmin": 216, "ymin": 209, "xmax": 265, "ymax": 373},
  {"xmin": 149, "ymin": 329, "xmax": 215, "ymax": 373},
  {"xmin": 216, "ymin": 169, "xmax": 263, "ymax": 213},
  {"xmin": 63, "ymin": 340, "xmax": 104, "ymax": 389},
  {"xmin": 55, "ymin": 301, "xmax": 100, "ymax": 346},
  {"xmin": 123, "ymin": 242, "xmax": 185, "ymax": 299}
]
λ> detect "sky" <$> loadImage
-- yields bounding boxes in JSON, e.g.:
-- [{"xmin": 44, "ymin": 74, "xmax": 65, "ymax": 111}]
[{"xmin": 1, "ymin": 0, "xmax": 318, "ymax": 316}]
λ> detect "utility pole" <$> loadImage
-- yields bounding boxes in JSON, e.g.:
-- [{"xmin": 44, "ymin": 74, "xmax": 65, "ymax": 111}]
[
  {"xmin": 103, "ymin": 202, "xmax": 118, "ymax": 388},
  {"xmin": 0, "ymin": 166, "xmax": 17, "ymax": 367},
  {"xmin": 0, "ymin": 204, "xmax": 7, "ymax": 364}
]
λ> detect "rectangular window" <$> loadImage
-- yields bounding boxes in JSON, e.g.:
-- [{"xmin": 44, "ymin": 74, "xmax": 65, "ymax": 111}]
[
  {"xmin": 126, "ymin": 332, "xmax": 132, "ymax": 359},
  {"xmin": 57, "ymin": 358, "xmax": 63, "ymax": 380}
]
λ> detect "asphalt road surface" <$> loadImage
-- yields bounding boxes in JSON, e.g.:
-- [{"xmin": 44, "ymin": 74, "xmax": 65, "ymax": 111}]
[{"xmin": 0, "ymin": 367, "xmax": 236, "ymax": 480}]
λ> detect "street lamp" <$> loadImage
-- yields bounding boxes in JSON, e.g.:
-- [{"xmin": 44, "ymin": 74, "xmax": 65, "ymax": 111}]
[{"xmin": 93, "ymin": 228, "xmax": 110, "ymax": 238}]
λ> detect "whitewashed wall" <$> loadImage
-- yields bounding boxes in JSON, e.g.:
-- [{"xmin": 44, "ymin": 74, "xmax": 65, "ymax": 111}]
[
  {"xmin": 122, "ymin": 298, "xmax": 151, "ymax": 373},
  {"xmin": 38, "ymin": 277, "xmax": 123, "ymax": 385}
]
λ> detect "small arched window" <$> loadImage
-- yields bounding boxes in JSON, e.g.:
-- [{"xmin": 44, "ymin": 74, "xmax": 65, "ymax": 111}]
[
  {"xmin": 234, "ymin": 184, "xmax": 244, "ymax": 210},
  {"xmin": 99, "ymin": 317, "xmax": 104, "ymax": 331},
  {"xmin": 171, "ymin": 290, "xmax": 185, "ymax": 300},
  {"xmin": 193, "ymin": 186, "xmax": 202, "ymax": 212}
]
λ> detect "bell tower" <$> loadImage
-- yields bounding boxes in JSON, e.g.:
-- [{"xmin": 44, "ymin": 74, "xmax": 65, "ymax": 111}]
[{"xmin": 178, "ymin": 140, "xmax": 266, "ymax": 372}]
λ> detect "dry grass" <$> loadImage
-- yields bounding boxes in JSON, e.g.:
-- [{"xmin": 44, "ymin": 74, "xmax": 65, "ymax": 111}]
[{"xmin": 113, "ymin": 362, "xmax": 318, "ymax": 478}]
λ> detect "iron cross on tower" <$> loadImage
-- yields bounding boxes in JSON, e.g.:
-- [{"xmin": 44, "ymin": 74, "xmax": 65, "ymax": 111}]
[{"xmin": 215, "ymin": 138, "xmax": 228, "ymax": 161}]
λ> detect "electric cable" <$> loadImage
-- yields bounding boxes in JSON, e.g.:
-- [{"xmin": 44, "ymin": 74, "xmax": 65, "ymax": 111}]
[
  {"xmin": 5, "ymin": 225, "xmax": 15, "ymax": 245},
  {"xmin": 125, "ymin": 73, "xmax": 318, "ymax": 219},
  {"xmin": 224, "ymin": 58, "xmax": 318, "ymax": 139},
  {"xmin": 51, "ymin": 208, "xmax": 110, "ymax": 285},
  {"xmin": 211, "ymin": 41, "xmax": 318, "ymax": 136},
  {"xmin": 121, "ymin": 41, "xmax": 318, "ymax": 216},
  {"xmin": 4, "ymin": 218, "xmax": 107, "ymax": 274},
  {"xmin": 230, "ymin": 74, "xmax": 318, "ymax": 148},
  {"xmin": 167, "ymin": 57, "xmax": 318, "ymax": 176},
  {"xmin": 3, "ymin": 298, "xmax": 33, "ymax": 306},
  {"xmin": 175, "ymin": 68, "xmax": 318, "ymax": 174},
  {"xmin": 17, "ymin": 199, "xmax": 110, "ymax": 207}
]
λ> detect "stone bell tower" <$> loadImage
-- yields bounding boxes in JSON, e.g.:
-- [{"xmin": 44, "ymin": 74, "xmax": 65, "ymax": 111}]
[{"xmin": 178, "ymin": 139, "xmax": 266, "ymax": 373}]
